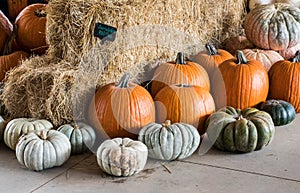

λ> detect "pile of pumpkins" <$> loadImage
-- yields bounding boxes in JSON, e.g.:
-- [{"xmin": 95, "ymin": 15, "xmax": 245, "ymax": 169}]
[
  {"xmin": 0, "ymin": 3, "xmax": 47, "ymax": 82},
  {"xmin": 0, "ymin": 1, "xmax": 299, "ymax": 178}
]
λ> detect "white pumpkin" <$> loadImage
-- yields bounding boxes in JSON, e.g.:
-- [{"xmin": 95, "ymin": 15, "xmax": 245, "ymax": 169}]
[
  {"xmin": 4, "ymin": 118, "xmax": 53, "ymax": 150},
  {"xmin": 96, "ymin": 138, "xmax": 148, "ymax": 177},
  {"xmin": 57, "ymin": 122, "xmax": 96, "ymax": 154},
  {"xmin": 15, "ymin": 129, "xmax": 71, "ymax": 171}
]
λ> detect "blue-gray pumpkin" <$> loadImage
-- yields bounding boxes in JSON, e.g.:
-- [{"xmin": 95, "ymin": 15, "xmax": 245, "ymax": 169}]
[
  {"xmin": 138, "ymin": 120, "xmax": 200, "ymax": 161},
  {"xmin": 57, "ymin": 122, "xmax": 96, "ymax": 154}
]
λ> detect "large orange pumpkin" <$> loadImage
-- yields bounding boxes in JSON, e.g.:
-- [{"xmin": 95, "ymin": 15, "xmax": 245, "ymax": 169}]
[
  {"xmin": 0, "ymin": 10, "xmax": 12, "ymax": 55},
  {"xmin": 268, "ymin": 51, "xmax": 300, "ymax": 112},
  {"xmin": 88, "ymin": 73, "xmax": 155, "ymax": 139},
  {"xmin": 154, "ymin": 84, "xmax": 215, "ymax": 135},
  {"xmin": 211, "ymin": 50, "xmax": 269, "ymax": 110},
  {"xmin": 151, "ymin": 52, "xmax": 210, "ymax": 97},
  {"xmin": 15, "ymin": 3, "xmax": 47, "ymax": 55},
  {"xmin": 192, "ymin": 43, "xmax": 234, "ymax": 77}
]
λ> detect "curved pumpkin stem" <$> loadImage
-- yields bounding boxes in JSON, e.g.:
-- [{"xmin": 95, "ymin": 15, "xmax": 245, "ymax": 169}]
[
  {"xmin": 175, "ymin": 52, "xmax": 186, "ymax": 65},
  {"xmin": 236, "ymin": 50, "xmax": 248, "ymax": 64},
  {"xmin": 116, "ymin": 73, "xmax": 131, "ymax": 88},
  {"xmin": 2, "ymin": 24, "xmax": 17, "ymax": 56},
  {"xmin": 40, "ymin": 130, "xmax": 48, "ymax": 140},
  {"xmin": 205, "ymin": 42, "xmax": 218, "ymax": 55},
  {"xmin": 292, "ymin": 51, "xmax": 300, "ymax": 63}
]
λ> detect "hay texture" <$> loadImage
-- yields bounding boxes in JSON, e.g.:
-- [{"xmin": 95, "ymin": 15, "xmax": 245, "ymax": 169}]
[
  {"xmin": 46, "ymin": 0, "xmax": 247, "ymax": 65},
  {"xmin": 3, "ymin": 0, "xmax": 247, "ymax": 126}
]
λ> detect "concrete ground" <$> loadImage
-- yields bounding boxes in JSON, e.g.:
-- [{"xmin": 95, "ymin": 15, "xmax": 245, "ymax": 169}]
[{"xmin": 1, "ymin": 115, "xmax": 300, "ymax": 193}]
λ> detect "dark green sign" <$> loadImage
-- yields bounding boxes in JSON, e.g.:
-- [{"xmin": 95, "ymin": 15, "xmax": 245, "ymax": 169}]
[{"xmin": 94, "ymin": 23, "xmax": 117, "ymax": 42}]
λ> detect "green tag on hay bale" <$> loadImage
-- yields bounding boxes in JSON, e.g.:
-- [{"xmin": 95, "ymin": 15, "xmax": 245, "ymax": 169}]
[{"xmin": 94, "ymin": 23, "xmax": 117, "ymax": 42}]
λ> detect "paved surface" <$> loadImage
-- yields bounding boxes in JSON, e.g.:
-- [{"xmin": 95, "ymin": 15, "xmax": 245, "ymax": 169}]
[{"xmin": 0, "ymin": 115, "xmax": 300, "ymax": 193}]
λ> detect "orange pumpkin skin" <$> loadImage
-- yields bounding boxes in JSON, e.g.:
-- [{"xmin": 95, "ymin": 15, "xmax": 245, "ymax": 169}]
[
  {"xmin": 0, "ymin": 51, "xmax": 29, "ymax": 81},
  {"xmin": 193, "ymin": 43, "xmax": 234, "ymax": 78},
  {"xmin": 154, "ymin": 84, "xmax": 215, "ymax": 135},
  {"xmin": 0, "ymin": 10, "xmax": 13, "ymax": 55},
  {"xmin": 268, "ymin": 53, "xmax": 300, "ymax": 112},
  {"xmin": 88, "ymin": 74, "xmax": 155, "ymax": 139},
  {"xmin": 221, "ymin": 36, "xmax": 255, "ymax": 55},
  {"xmin": 211, "ymin": 51, "xmax": 269, "ymax": 110},
  {"xmin": 15, "ymin": 4, "xmax": 47, "ymax": 55},
  {"xmin": 151, "ymin": 52, "xmax": 210, "ymax": 97},
  {"xmin": 242, "ymin": 49, "xmax": 284, "ymax": 71}
]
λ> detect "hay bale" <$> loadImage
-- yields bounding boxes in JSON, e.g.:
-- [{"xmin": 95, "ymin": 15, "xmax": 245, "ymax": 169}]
[
  {"xmin": 2, "ymin": 55, "xmax": 57, "ymax": 119},
  {"xmin": 46, "ymin": 0, "xmax": 247, "ymax": 65},
  {"xmin": 45, "ymin": 68, "xmax": 96, "ymax": 126}
]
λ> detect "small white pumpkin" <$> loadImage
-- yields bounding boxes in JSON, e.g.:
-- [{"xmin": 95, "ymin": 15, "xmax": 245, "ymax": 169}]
[
  {"xmin": 96, "ymin": 138, "xmax": 148, "ymax": 177},
  {"xmin": 138, "ymin": 120, "xmax": 200, "ymax": 161},
  {"xmin": 4, "ymin": 118, "xmax": 53, "ymax": 150},
  {"xmin": 57, "ymin": 122, "xmax": 96, "ymax": 154},
  {"xmin": 16, "ymin": 129, "xmax": 71, "ymax": 171}
]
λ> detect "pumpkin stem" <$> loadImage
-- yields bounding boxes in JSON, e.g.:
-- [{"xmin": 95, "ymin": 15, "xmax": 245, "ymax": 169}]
[
  {"xmin": 163, "ymin": 120, "xmax": 172, "ymax": 127},
  {"xmin": 175, "ymin": 52, "xmax": 186, "ymax": 65},
  {"xmin": 40, "ymin": 130, "xmax": 48, "ymax": 140},
  {"xmin": 292, "ymin": 51, "xmax": 300, "ymax": 63},
  {"xmin": 34, "ymin": 9, "xmax": 47, "ymax": 17},
  {"xmin": 116, "ymin": 73, "xmax": 131, "ymax": 88},
  {"xmin": 236, "ymin": 50, "xmax": 248, "ymax": 64},
  {"xmin": 2, "ymin": 24, "xmax": 17, "ymax": 56},
  {"xmin": 72, "ymin": 123, "xmax": 79, "ymax": 129},
  {"xmin": 205, "ymin": 43, "xmax": 218, "ymax": 55}
]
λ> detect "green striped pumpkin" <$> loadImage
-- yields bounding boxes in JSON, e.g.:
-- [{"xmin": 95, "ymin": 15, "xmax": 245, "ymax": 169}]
[
  {"xmin": 206, "ymin": 106, "xmax": 275, "ymax": 153},
  {"xmin": 260, "ymin": 100, "xmax": 296, "ymax": 126},
  {"xmin": 57, "ymin": 122, "xmax": 96, "ymax": 154},
  {"xmin": 138, "ymin": 120, "xmax": 200, "ymax": 161}
]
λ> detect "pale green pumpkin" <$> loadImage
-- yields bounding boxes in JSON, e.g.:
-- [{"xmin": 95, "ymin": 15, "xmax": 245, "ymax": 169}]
[
  {"xmin": 138, "ymin": 120, "xmax": 200, "ymax": 161},
  {"xmin": 4, "ymin": 118, "xmax": 53, "ymax": 150},
  {"xmin": 57, "ymin": 122, "xmax": 96, "ymax": 154},
  {"xmin": 15, "ymin": 129, "xmax": 71, "ymax": 171}
]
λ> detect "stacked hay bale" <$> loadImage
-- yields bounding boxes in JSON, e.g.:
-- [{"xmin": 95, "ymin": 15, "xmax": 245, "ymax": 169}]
[{"xmin": 2, "ymin": 0, "xmax": 247, "ymax": 127}]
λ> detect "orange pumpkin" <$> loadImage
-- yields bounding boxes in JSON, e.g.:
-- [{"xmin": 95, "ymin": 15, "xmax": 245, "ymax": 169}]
[
  {"xmin": 241, "ymin": 49, "xmax": 284, "ymax": 71},
  {"xmin": 154, "ymin": 84, "xmax": 215, "ymax": 135},
  {"xmin": 0, "ymin": 10, "xmax": 12, "ymax": 55},
  {"xmin": 268, "ymin": 51, "xmax": 300, "ymax": 112},
  {"xmin": 151, "ymin": 52, "xmax": 210, "ymax": 97},
  {"xmin": 88, "ymin": 73, "xmax": 155, "ymax": 139},
  {"xmin": 0, "ymin": 50, "xmax": 29, "ymax": 81},
  {"xmin": 192, "ymin": 43, "xmax": 234, "ymax": 77},
  {"xmin": 221, "ymin": 36, "xmax": 255, "ymax": 55},
  {"xmin": 211, "ymin": 50, "xmax": 269, "ymax": 110},
  {"xmin": 15, "ymin": 3, "xmax": 47, "ymax": 55}
]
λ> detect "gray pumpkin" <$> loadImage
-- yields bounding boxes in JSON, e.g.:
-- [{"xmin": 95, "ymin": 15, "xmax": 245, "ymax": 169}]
[
  {"xmin": 4, "ymin": 118, "xmax": 53, "ymax": 150},
  {"xmin": 138, "ymin": 120, "xmax": 201, "ymax": 161},
  {"xmin": 97, "ymin": 137, "xmax": 148, "ymax": 177},
  {"xmin": 57, "ymin": 122, "xmax": 96, "ymax": 154},
  {"xmin": 15, "ymin": 129, "xmax": 71, "ymax": 171}
]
